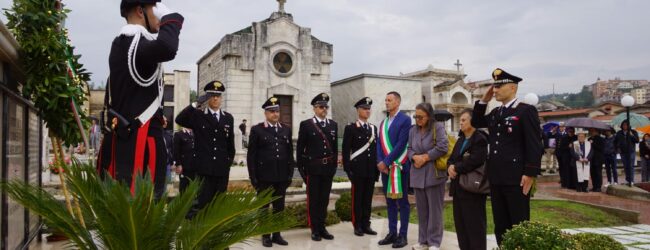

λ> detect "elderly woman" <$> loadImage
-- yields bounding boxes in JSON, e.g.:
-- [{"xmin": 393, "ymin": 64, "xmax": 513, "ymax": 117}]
[
  {"xmin": 448, "ymin": 109, "xmax": 489, "ymax": 250},
  {"xmin": 407, "ymin": 103, "xmax": 448, "ymax": 250},
  {"xmin": 572, "ymin": 128, "xmax": 592, "ymax": 192}
]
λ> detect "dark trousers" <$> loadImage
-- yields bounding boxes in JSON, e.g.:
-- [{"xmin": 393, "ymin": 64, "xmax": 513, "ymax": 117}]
[
  {"xmin": 604, "ymin": 153, "xmax": 619, "ymax": 183},
  {"xmin": 590, "ymin": 159, "xmax": 603, "ymax": 191},
  {"xmin": 557, "ymin": 154, "xmax": 570, "ymax": 188},
  {"xmin": 195, "ymin": 175, "xmax": 229, "ymax": 211},
  {"xmin": 306, "ymin": 174, "xmax": 334, "ymax": 233},
  {"xmin": 381, "ymin": 172, "xmax": 411, "ymax": 237},
  {"xmin": 258, "ymin": 181, "xmax": 289, "ymax": 238},
  {"xmin": 490, "ymin": 185, "xmax": 530, "ymax": 245},
  {"xmin": 621, "ymin": 152, "xmax": 636, "ymax": 184},
  {"xmin": 351, "ymin": 176, "xmax": 375, "ymax": 229},
  {"xmin": 569, "ymin": 161, "xmax": 578, "ymax": 189},
  {"xmin": 179, "ymin": 171, "xmax": 197, "ymax": 194},
  {"xmin": 453, "ymin": 187, "xmax": 487, "ymax": 250}
]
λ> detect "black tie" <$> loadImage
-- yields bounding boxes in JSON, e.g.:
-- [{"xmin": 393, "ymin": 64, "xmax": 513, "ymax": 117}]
[
  {"xmin": 363, "ymin": 123, "xmax": 368, "ymax": 130},
  {"xmin": 320, "ymin": 121, "xmax": 326, "ymax": 127},
  {"xmin": 213, "ymin": 112, "xmax": 219, "ymax": 122}
]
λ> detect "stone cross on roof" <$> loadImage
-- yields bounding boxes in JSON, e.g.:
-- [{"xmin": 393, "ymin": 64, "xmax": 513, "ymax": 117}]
[{"xmin": 278, "ymin": 0, "xmax": 286, "ymax": 13}]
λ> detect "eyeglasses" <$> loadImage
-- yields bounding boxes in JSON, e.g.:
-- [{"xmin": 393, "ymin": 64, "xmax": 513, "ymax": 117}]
[
  {"xmin": 317, "ymin": 106, "xmax": 329, "ymax": 110},
  {"xmin": 413, "ymin": 115, "xmax": 425, "ymax": 120}
]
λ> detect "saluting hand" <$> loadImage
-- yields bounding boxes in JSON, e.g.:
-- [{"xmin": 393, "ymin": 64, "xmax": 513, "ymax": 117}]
[
  {"xmin": 481, "ymin": 85, "xmax": 494, "ymax": 103},
  {"xmin": 521, "ymin": 175, "xmax": 535, "ymax": 195}
]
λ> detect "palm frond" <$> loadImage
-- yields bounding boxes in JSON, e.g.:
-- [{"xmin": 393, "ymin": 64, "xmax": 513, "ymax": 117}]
[
  {"xmin": 177, "ymin": 188, "xmax": 298, "ymax": 249},
  {"xmin": 1, "ymin": 161, "xmax": 297, "ymax": 250}
]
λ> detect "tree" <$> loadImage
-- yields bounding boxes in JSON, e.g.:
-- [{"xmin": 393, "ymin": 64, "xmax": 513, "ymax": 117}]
[
  {"xmin": 5, "ymin": 0, "xmax": 91, "ymax": 146},
  {"xmin": 190, "ymin": 89, "xmax": 197, "ymax": 103}
]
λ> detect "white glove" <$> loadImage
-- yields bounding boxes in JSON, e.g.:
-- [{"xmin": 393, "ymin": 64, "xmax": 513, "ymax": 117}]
[
  {"xmin": 152, "ymin": 3, "xmax": 172, "ymax": 20},
  {"xmin": 191, "ymin": 102, "xmax": 197, "ymax": 108}
]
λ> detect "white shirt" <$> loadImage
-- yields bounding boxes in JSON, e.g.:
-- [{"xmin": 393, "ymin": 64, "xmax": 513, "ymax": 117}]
[
  {"xmin": 501, "ymin": 98, "xmax": 518, "ymax": 109},
  {"xmin": 387, "ymin": 109, "xmax": 400, "ymax": 128},
  {"xmin": 314, "ymin": 116, "xmax": 328, "ymax": 125},
  {"xmin": 208, "ymin": 108, "xmax": 221, "ymax": 121}
]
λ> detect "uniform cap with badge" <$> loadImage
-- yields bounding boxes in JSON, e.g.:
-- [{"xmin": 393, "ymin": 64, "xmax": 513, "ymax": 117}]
[
  {"xmin": 311, "ymin": 93, "xmax": 330, "ymax": 107},
  {"xmin": 492, "ymin": 68, "xmax": 523, "ymax": 86},
  {"xmin": 204, "ymin": 80, "xmax": 225, "ymax": 97},
  {"xmin": 354, "ymin": 97, "xmax": 373, "ymax": 109},
  {"xmin": 262, "ymin": 96, "xmax": 281, "ymax": 111}
]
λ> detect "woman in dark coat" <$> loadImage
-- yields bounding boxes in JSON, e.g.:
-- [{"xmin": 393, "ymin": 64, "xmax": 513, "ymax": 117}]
[{"xmin": 448, "ymin": 108, "xmax": 489, "ymax": 250}]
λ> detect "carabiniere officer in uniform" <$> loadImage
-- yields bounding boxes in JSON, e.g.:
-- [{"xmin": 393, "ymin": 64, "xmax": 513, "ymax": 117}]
[
  {"xmin": 297, "ymin": 93, "xmax": 338, "ymax": 241},
  {"xmin": 342, "ymin": 97, "xmax": 379, "ymax": 237},
  {"xmin": 175, "ymin": 81, "xmax": 235, "ymax": 218},
  {"xmin": 472, "ymin": 68, "xmax": 543, "ymax": 245},
  {"xmin": 246, "ymin": 96, "xmax": 295, "ymax": 247}
]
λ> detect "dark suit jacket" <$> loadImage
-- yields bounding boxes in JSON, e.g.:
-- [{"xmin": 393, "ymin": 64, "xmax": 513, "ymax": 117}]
[
  {"xmin": 175, "ymin": 106, "xmax": 235, "ymax": 177},
  {"xmin": 448, "ymin": 130, "xmax": 488, "ymax": 196}
]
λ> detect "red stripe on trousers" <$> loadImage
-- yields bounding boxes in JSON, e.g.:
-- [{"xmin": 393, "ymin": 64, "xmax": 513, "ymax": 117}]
[
  {"xmin": 306, "ymin": 176, "xmax": 312, "ymax": 229},
  {"xmin": 131, "ymin": 121, "xmax": 151, "ymax": 195},
  {"xmin": 108, "ymin": 133, "xmax": 117, "ymax": 178}
]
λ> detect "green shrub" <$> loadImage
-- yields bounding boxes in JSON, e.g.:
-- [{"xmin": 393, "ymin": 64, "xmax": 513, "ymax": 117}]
[
  {"xmin": 572, "ymin": 233, "xmax": 624, "ymax": 250},
  {"xmin": 286, "ymin": 203, "xmax": 341, "ymax": 228},
  {"xmin": 332, "ymin": 176, "xmax": 349, "ymax": 183},
  {"xmin": 335, "ymin": 191, "xmax": 352, "ymax": 221},
  {"xmin": 501, "ymin": 221, "xmax": 575, "ymax": 250}
]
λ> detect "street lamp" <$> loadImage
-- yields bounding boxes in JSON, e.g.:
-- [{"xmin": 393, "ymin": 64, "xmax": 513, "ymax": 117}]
[
  {"xmin": 523, "ymin": 93, "xmax": 539, "ymax": 106},
  {"xmin": 621, "ymin": 94, "xmax": 635, "ymax": 126}
]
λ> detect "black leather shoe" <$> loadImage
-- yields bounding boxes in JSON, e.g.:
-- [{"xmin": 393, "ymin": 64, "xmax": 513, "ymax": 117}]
[
  {"xmin": 392, "ymin": 235, "xmax": 407, "ymax": 248},
  {"xmin": 354, "ymin": 228, "xmax": 364, "ymax": 236},
  {"xmin": 262, "ymin": 236, "xmax": 272, "ymax": 247},
  {"xmin": 363, "ymin": 227, "xmax": 377, "ymax": 235},
  {"xmin": 272, "ymin": 234, "xmax": 288, "ymax": 245},
  {"xmin": 311, "ymin": 233, "xmax": 321, "ymax": 241},
  {"xmin": 320, "ymin": 229, "xmax": 334, "ymax": 240},
  {"xmin": 378, "ymin": 233, "xmax": 397, "ymax": 245}
]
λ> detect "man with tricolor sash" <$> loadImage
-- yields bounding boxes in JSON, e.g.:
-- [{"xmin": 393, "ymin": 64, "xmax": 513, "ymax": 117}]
[{"xmin": 377, "ymin": 91, "xmax": 413, "ymax": 248}]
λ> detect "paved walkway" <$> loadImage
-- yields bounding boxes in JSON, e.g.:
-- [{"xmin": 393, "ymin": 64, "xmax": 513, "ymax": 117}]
[
  {"xmin": 561, "ymin": 224, "xmax": 650, "ymax": 249},
  {"xmin": 231, "ymin": 218, "xmax": 498, "ymax": 250}
]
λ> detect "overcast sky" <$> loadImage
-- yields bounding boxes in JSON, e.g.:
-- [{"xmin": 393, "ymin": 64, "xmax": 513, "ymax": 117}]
[{"xmin": 2, "ymin": 0, "xmax": 649, "ymax": 96}]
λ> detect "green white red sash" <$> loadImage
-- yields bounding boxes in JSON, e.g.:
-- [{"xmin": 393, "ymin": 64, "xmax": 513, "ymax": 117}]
[{"xmin": 379, "ymin": 117, "xmax": 408, "ymax": 199}]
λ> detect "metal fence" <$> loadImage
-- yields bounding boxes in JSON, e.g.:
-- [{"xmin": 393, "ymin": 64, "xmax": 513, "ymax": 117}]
[{"xmin": 0, "ymin": 83, "xmax": 43, "ymax": 250}]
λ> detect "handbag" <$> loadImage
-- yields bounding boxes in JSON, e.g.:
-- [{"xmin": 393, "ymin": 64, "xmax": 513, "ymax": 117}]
[
  {"xmin": 432, "ymin": 122, "xmax": 455, "ymax": 171},
  {"xmin": 458, "ymin": 151, "xmax": 490, "ymax": 194}
]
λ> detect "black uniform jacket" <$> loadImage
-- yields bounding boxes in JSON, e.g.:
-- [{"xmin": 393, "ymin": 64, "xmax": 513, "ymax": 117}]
[
  {"xmin": 173, "ymin": 130, "xmax": 195, "ymax": 173},
  {"xmin": 108, "ymin": 13, "xmax": 184, "ymax": 134},
  {"xmin": 342, "ymin": 121, "xmax": 379, "ymax": 180},
  {"xmin": 247, "ymin": 121, "xmax": 295, "ymax": 183},
  {"xmin": 175, "ymin": 106, "xmax": 235, "ymax": 177},
  {"xmin": 472, "ymin": 99, "xmax": 543, "ymax": 186},
  {"xmin": 296, "ymin": 117, "xmax": 338, "ymax": 176}
]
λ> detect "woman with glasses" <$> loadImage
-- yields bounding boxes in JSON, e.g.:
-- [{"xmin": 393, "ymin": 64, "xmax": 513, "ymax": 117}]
[{"xmin": 407, "ymin": 103, "xmax": 449, "ymax": 250}]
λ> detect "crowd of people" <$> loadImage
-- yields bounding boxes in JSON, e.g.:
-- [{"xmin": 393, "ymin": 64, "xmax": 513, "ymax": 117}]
[{"xmin": 544, "ymin": 119, "xmax": 649, "ymax": 193}]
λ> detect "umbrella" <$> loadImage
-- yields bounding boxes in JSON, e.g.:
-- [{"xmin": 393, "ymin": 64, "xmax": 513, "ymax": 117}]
[
  {"xmin": 611, "ymin": 112, "xmax": 650, "ymax": 129},
  {"xmin": 433, "ymin": 110, "xmax": 453, "ymax": 122},
  {"xmin": 565, "ymin": 118, "xmax": 610, "ymax": 130},
  {"xmin": 636, "ymin": 124, "xmax": 650, "ymax": 134},
  {"xmin": 542, "ymin": 122, "xmax": 559, "ymax": 133}
]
